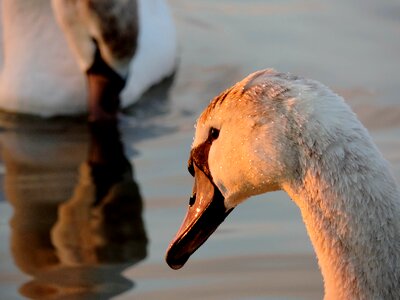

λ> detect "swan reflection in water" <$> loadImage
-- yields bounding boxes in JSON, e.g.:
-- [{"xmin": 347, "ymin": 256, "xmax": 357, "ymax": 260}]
[{"xmin": 0, "ymin": 118, "xmax": 147, "ymax": 299}]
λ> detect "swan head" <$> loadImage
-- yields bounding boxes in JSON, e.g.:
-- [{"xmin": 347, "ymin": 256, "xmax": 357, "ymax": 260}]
[
  {"xmin": 166, "ymin": 69, "xmax": 325, "ymax": 269},
  {"xmin": 51, "ymin": 0, "xmax": 139, "ymax": 121}
]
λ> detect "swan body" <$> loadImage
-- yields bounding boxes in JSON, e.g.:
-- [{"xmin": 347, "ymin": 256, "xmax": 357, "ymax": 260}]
[
  {"xmin": 0, "ymin": 0, "xmax": 176, "ymax": 117},
  {"xmin": 166, "ymin": 69, "xmax": 400, "ymax": 299}
]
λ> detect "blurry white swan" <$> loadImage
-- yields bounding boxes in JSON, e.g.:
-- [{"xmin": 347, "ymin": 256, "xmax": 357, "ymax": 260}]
[
  {"xmin": 166, "ymin": 69, "xmax": 400, "ymax": 299},
  {"xmin": 0, "ymin": 0, "xmax": 176, "ymax": 120}
]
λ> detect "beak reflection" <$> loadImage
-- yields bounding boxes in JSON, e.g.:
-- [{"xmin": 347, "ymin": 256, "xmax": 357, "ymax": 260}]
[{"xmin": 2, "ymin": 119, "xmax": 147, "ymax": 299}]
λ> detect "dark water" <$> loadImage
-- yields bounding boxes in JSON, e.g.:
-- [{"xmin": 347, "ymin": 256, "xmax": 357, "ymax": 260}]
[{"xmin": 1, "ymin": 0, "xmax": 400, "ymax": 299}]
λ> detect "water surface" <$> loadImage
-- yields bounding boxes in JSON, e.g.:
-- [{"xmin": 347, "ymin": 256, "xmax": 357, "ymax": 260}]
[{"xmin": 1, "ymin": 0, "xmax": 400, "ymax": 299}]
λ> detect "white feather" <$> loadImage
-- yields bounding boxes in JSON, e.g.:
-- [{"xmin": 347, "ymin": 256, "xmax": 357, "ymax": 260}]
[
  {"xmin": 0, "ymin": 0, "xmax": 177, "ymax": 117},
  {"xmin": 196, "ymin": 69, "xmax": 400, "ymax": 299}
]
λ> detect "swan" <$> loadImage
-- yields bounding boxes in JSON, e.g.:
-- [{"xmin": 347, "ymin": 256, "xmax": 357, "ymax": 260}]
[
  {"xmin": 166, "ymin": 69, "xmax": 400, "ymax": 299},
  {"xmin": 0, "ymin": 0, "xmax": 176, "ymax": 120}
]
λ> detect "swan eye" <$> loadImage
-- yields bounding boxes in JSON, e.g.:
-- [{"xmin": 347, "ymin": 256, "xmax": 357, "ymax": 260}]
[{"xmin": 209, "ymin": 127, "xmax": 220, "ymax": 141}]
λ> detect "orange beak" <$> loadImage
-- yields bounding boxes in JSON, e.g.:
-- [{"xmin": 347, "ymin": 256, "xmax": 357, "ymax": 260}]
[
  {"xmin": 166, "ymin": 164, "xmax": 233, "ymax": 269},
  {"xmin": 86, "ymin": 48, "xmax": 126, "ymax": 122}
]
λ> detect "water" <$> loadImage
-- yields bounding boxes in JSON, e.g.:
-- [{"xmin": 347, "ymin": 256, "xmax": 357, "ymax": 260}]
[{"xmin": 1, "ymin": 0, "xmax": 400, "ymax": 299}]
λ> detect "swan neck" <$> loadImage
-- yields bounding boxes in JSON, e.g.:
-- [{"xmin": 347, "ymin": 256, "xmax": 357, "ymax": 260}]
[{"xmin": 283, "ymin": 138, "xmax": 400, "ymax": 299}]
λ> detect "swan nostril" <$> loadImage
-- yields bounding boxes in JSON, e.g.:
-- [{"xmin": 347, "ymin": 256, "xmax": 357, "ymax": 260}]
[{"xmin": 189, "ymin": 193, "xmax": 196, "ymax": 207}]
